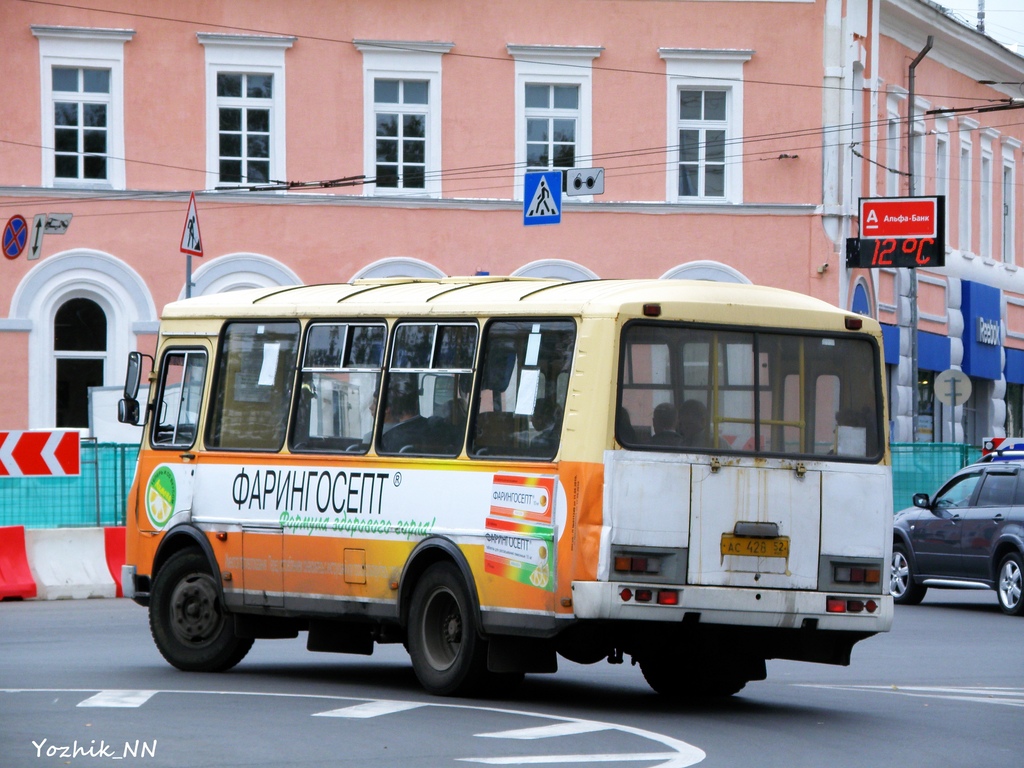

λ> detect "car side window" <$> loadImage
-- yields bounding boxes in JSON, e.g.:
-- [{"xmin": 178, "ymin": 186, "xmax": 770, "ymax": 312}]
[
  {"xmin": 974, "ymin": 471, "xmax": 1018, "ymax": 507},
  {"xmin": 933, "ymin": 471, "xmax": 983, "ymax": 509}
]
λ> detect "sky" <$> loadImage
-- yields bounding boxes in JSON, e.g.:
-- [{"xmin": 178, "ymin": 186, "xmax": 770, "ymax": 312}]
[{"xmin": 945, "ymin": 1, "xmax": 1024, "ymax": 51}]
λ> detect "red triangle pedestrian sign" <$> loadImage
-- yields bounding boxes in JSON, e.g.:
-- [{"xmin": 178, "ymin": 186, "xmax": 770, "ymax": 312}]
[{"xmin": 180, "ymin": 192, "xmax": 203, "ymax": 256}]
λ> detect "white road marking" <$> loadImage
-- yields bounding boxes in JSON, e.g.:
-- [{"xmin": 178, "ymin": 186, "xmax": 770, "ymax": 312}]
[
  {"xmin": 477, "ymin": 721, "xmax": 611, "ymax": 739},
  {"xmin": 457, "ymin": 753, "xmax": 684, "ymax": 765},
  {"xmin": 77, "ymin": 690, "xmax": 158, "ymax": 708},
  {"xmin": 313, "ymin": 699, "xmax": 425, "ymax": 718},
  {"xmin": 4, "ymin": 688, "xmax": 706, "ymax": 767},
  {"xmin": 795, "ymin": 684, "xmax": 1024, "ymax": 707}
]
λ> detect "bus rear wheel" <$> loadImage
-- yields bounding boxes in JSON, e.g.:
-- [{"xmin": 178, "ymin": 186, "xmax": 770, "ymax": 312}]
[
  {"xmin": 639, "ymin": 656, "xmax": 756, "ymax": 699},
  {"xmin": 149, "ymin": 550, "xmax": 253, "ymax": 672},
  {"xmin": 407, "ymin": 562, "xmax": 488, "ymax": 696}
]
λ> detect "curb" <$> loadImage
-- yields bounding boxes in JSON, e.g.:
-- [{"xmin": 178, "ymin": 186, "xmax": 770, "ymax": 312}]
[{"xmin": 0, "ymin": 525, "xmax": 125, "ymax": 600}]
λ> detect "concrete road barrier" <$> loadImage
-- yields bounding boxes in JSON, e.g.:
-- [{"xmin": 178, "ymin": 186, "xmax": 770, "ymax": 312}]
[
  {"xmin": 0, "ymin": 525, "xmax": 38, "ymax": 600},
  {"xmin": 24, "ymin": 528, "xmax": 121, "ymax": 600}
]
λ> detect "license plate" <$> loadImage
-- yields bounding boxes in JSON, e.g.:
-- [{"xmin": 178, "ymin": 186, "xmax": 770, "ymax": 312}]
[{"xmin": 720, "ymin": 534, "xmax": 790, "ymax": 558}]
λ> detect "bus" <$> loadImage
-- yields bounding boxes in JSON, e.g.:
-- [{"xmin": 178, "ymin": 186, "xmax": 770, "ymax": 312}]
[{"xmin": 118, "ymin": 277, "xmax": 893, "ymax": 698}]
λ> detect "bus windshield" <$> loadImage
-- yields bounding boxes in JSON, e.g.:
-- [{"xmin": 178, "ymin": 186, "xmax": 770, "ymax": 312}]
[{"xmin": 616, "ymin": 322, "xmax": 882, "ymax": 460}]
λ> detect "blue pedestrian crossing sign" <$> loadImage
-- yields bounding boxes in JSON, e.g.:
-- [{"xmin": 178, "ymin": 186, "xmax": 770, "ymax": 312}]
[{"xmin": 523, "ymin": 171, "xmax": 562, "ymax": 226}]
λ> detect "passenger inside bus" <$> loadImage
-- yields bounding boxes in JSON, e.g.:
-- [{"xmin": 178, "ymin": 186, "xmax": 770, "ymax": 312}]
[
  {"xmin": 650, "ymin": 402, "xmax": 684, "ymax": 447},
  {"xmin": 379, "ymin": 376, "xmax": 430, "ymax": 452},
  {"xmin": 678, "ymin": 399, "xmax": 709, "ymax": 447}
]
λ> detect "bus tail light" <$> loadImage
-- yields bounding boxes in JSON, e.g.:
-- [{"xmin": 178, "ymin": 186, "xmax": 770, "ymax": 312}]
[
  {"xmin": 833, "ymin": 563, "xmax": 882, "ymax": 585},
  {"xmin": 613, "ymin": 556, "xmax": 661, "ymax": 575},
  {"xmin": 657, "ymin": 590, "xmax": 678, "ymax": 606},
  {"xmin": 619, "ymin": 587, "xmax": 679, "ymax": 606},
  {"xmin": 827, "ymin": 597, "xmax": 880, "ymax": 614}
]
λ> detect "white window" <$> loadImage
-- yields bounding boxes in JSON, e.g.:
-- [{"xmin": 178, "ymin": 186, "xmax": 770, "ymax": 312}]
[
  {"xmin": 935, "ymin": 117, "xmax": 950, "ymax": 243},
  {"xmin": 660, "ymin": 49, "xmax": 752, "ymax": 204},
  {"xmin": 1002, "ymin": 139, "xmax": 1019, "ymax": 266},
  {"xmin": 357, "ymin": 41, "xmax": 452, "ymax": 198},
  {"xmin": 958, "ymin": 119, "xmax": 977, "ymax": 254},
  {"xmin": 910, "ymin": 97, "xmax": 928, "ymax": 196},
  {"xmin": 885, "ymin": 88, "xmax": 906, "ymax": 197},
  {"xmin": 198, "ymin": 34, "xmax": 295, "ymax": 188},
  {"xmin": 981, "ymin": 129, "xmax": 998, "ymax": 260},
  {"xmin": 525, "ymin": 83, "xmax": 580, "ymax": 172},
  {"xmin": 33, "ymin": 26, "xmax": 134, "ymax": 190},
  {"xmin": 510, "ymin": 45, "xmax": 602, "ymax": 201}
]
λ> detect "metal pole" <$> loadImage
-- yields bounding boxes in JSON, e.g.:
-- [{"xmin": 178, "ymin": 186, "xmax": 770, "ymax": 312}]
[
  {"xmin": 908, "ymin": 36, "xmax": 933, "ymax": 442},
  {"xmin": 186, "ymin": 252, "xmax": 193, "ymax": 299}
]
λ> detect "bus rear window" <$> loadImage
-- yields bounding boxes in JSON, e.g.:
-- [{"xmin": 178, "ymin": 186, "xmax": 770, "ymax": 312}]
[
  {"xmin": 617, "ymin": 323, "xmax": 882, "ymax": 460},
  {"xmin": 206, "ymin": 321, "xmax": 300, "ymax": 451}
]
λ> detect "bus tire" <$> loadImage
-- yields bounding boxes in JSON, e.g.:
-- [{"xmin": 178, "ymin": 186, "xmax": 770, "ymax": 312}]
[
  {"xmin": 890, "ymin": 544, "xmax": 927, "ymax": 606},
  {"xmin": 639, "ymin": 657, "xmax": 749, "ymax": 699},
  {"xmin": 149, "ymin": 550, "xmax": 253, "ymax": 672},
  {"xmin": 407, "ymin": 562, "xmax": 488, "ymax": 696}
]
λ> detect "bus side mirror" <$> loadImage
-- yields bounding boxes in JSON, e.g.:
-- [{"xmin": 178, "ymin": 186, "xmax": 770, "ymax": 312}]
[
  {"xmin": 124, "ymin": 351, "xmax": 143, "ymax": 400},
  {"xmin": 118, "ymin": 351, "xmax": 151, "ymax": 426},
  {"xmin": 118, "ymin": 397, "xmax": 140, "ymax": 426}
]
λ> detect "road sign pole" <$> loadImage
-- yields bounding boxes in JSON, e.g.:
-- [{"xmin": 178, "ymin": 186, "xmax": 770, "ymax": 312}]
[{"xmin": 186, "ymin": 253, "xmax": 192, "ymax": 299}]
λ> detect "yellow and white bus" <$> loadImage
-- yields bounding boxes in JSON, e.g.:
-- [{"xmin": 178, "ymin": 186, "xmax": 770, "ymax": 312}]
[{"xmin": 118, "ymin": 277, "xmax": 893, "ymax": 698}]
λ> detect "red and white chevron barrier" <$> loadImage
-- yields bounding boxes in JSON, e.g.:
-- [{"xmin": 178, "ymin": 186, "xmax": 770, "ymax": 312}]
[{"xmin": 0, "ymin": 430, "xmax": 80, "ymax": 476}]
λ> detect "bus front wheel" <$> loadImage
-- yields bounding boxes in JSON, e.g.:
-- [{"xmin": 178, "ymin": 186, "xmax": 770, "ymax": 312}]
[
  {"xmin": 149, "ymin": 550, "xmax": 253, "ymax": 672},
  {"xmin": 407, "ymin": 562, "xmax": 488, "ymax": 696}
]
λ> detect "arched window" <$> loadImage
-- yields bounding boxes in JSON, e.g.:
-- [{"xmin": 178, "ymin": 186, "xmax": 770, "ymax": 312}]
[{"xmin": 54, "ymin": 298, "xmax": 107, "ymax": 428}]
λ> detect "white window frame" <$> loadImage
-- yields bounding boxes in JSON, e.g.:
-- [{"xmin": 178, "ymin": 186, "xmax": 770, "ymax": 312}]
[
  {"xmin": 958, "ymin": 118, "xmax": 978, "ymax": 254},
  {"xmin": 356, "ymin": 41, "xmax": 452, "ymax": 199},
  {"xmin": 33, "ymin": 26, "xmax": 134, "ymax": 190},
  {"xmin": 660, "ymin": 49, "xmax": 753, "ymax": 205},
  {"xmin": 935, "ymin": 117, "xmax": 950, "ymax": 244},
  {"xmin": 1002, "ymin": 138, "xmax": 1019, "ymax": 266},
  {"xmin": 198, "ymin": 34, "xmax": 295, "ymax": 189},
  {"xmin": 885, "ymin": 87, "xmax": 906, "ymax": 197},
  {"xmin": 509, "ymin": 45, "xmax": 602, "ymax": 201},
  {"xmin": 981, "ymin": 128, "xmax": 998, "ymax": 260}
]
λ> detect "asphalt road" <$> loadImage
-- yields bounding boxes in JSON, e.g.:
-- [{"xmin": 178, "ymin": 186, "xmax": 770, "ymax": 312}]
[{"xmin": 1, "ymin": 589, "xmax": 1021, "ymax": 767}]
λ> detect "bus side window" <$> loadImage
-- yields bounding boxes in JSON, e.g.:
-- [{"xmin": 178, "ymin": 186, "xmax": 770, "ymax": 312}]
[
  {"xmin": 290, "ymin": 323, "xmax": 385, "ymax": 454},
  {"xmin": 377, "ymin": 323, "xmax": 476, "ymax": 457},
  {"xmin": 152, "ymin": 349, "xmax": 206, "ymax": 449},
  {"xmin": 469, "ymin": 320, "xmax": 575, "ymax": 460},
  {"xmin": 206, "ymin": 321, "xmax": 301, "ymax": 451}
]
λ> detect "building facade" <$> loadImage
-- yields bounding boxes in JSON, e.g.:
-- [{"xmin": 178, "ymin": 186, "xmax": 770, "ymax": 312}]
[{"xmin": 1, "ymin": 0, "xmax": 1023, "ymax": 443}]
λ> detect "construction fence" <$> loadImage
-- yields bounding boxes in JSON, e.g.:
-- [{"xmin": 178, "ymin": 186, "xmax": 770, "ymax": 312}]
[
  {"xmin": 0, "ymin": 442, "xmax": 138, "ymax": 529},
  {"xmin": 0, "ymin": 442, "xmax": 982, "ymax": 529}
]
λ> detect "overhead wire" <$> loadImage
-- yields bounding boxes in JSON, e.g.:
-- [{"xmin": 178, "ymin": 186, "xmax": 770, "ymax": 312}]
[{"xmin": 5, "ymin": 0, "xmax": 1024, "ymax": 211}]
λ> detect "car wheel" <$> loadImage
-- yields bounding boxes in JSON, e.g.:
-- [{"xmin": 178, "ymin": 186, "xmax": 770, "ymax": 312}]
[
  {"xmin": 996, "ymin": 551, "xmax": 1024, "ymax": 616},
  {"xmin": 890, "ymin": 544, "xmax": 927, "ymax": 605}
]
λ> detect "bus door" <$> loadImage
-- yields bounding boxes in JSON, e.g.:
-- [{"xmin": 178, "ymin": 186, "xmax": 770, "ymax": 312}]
[
  {"xmin": 688, "ymin": 459, "xmax": 821, "ymax": 589},
  {"xmin": 197, "ymin": 320, "xmax": 302, "ymax": 609},
  {"xmin": 138, "ymin": 347, "xmax": 208, "ymax": 534}
]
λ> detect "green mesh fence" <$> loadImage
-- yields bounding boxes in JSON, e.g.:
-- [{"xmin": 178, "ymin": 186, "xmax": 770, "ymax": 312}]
[
  {"xmin": 890, "ymin": 442, "xmax": 981, "ymax": 512},
  {"xmin": 0, "ymin": 442, "xmax": 139, "ymax": 529},
  {"xmin": 0, "ymin": 441, "xmax": 983, "ymax": 528}
]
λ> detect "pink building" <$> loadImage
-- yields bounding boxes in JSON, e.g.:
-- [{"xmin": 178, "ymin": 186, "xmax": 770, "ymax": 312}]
[{"xmin": 1, "ymin": 0, "xmax": 1023, "ymax": 443}]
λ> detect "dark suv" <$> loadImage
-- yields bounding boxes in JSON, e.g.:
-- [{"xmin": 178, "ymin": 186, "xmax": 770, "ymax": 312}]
[{"xmin": 891, "ymin": 457, "xmax": 1024, "ymax": 615}]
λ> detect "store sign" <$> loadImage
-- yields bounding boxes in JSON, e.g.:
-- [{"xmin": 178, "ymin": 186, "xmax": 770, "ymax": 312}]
[
  {"xmin": 846, "ymin": 196, "xmax": 946, "ymax": 268},
  {"xmin": 977, "ymin": 317, "xmax": 1000, "ymax": 346}
]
